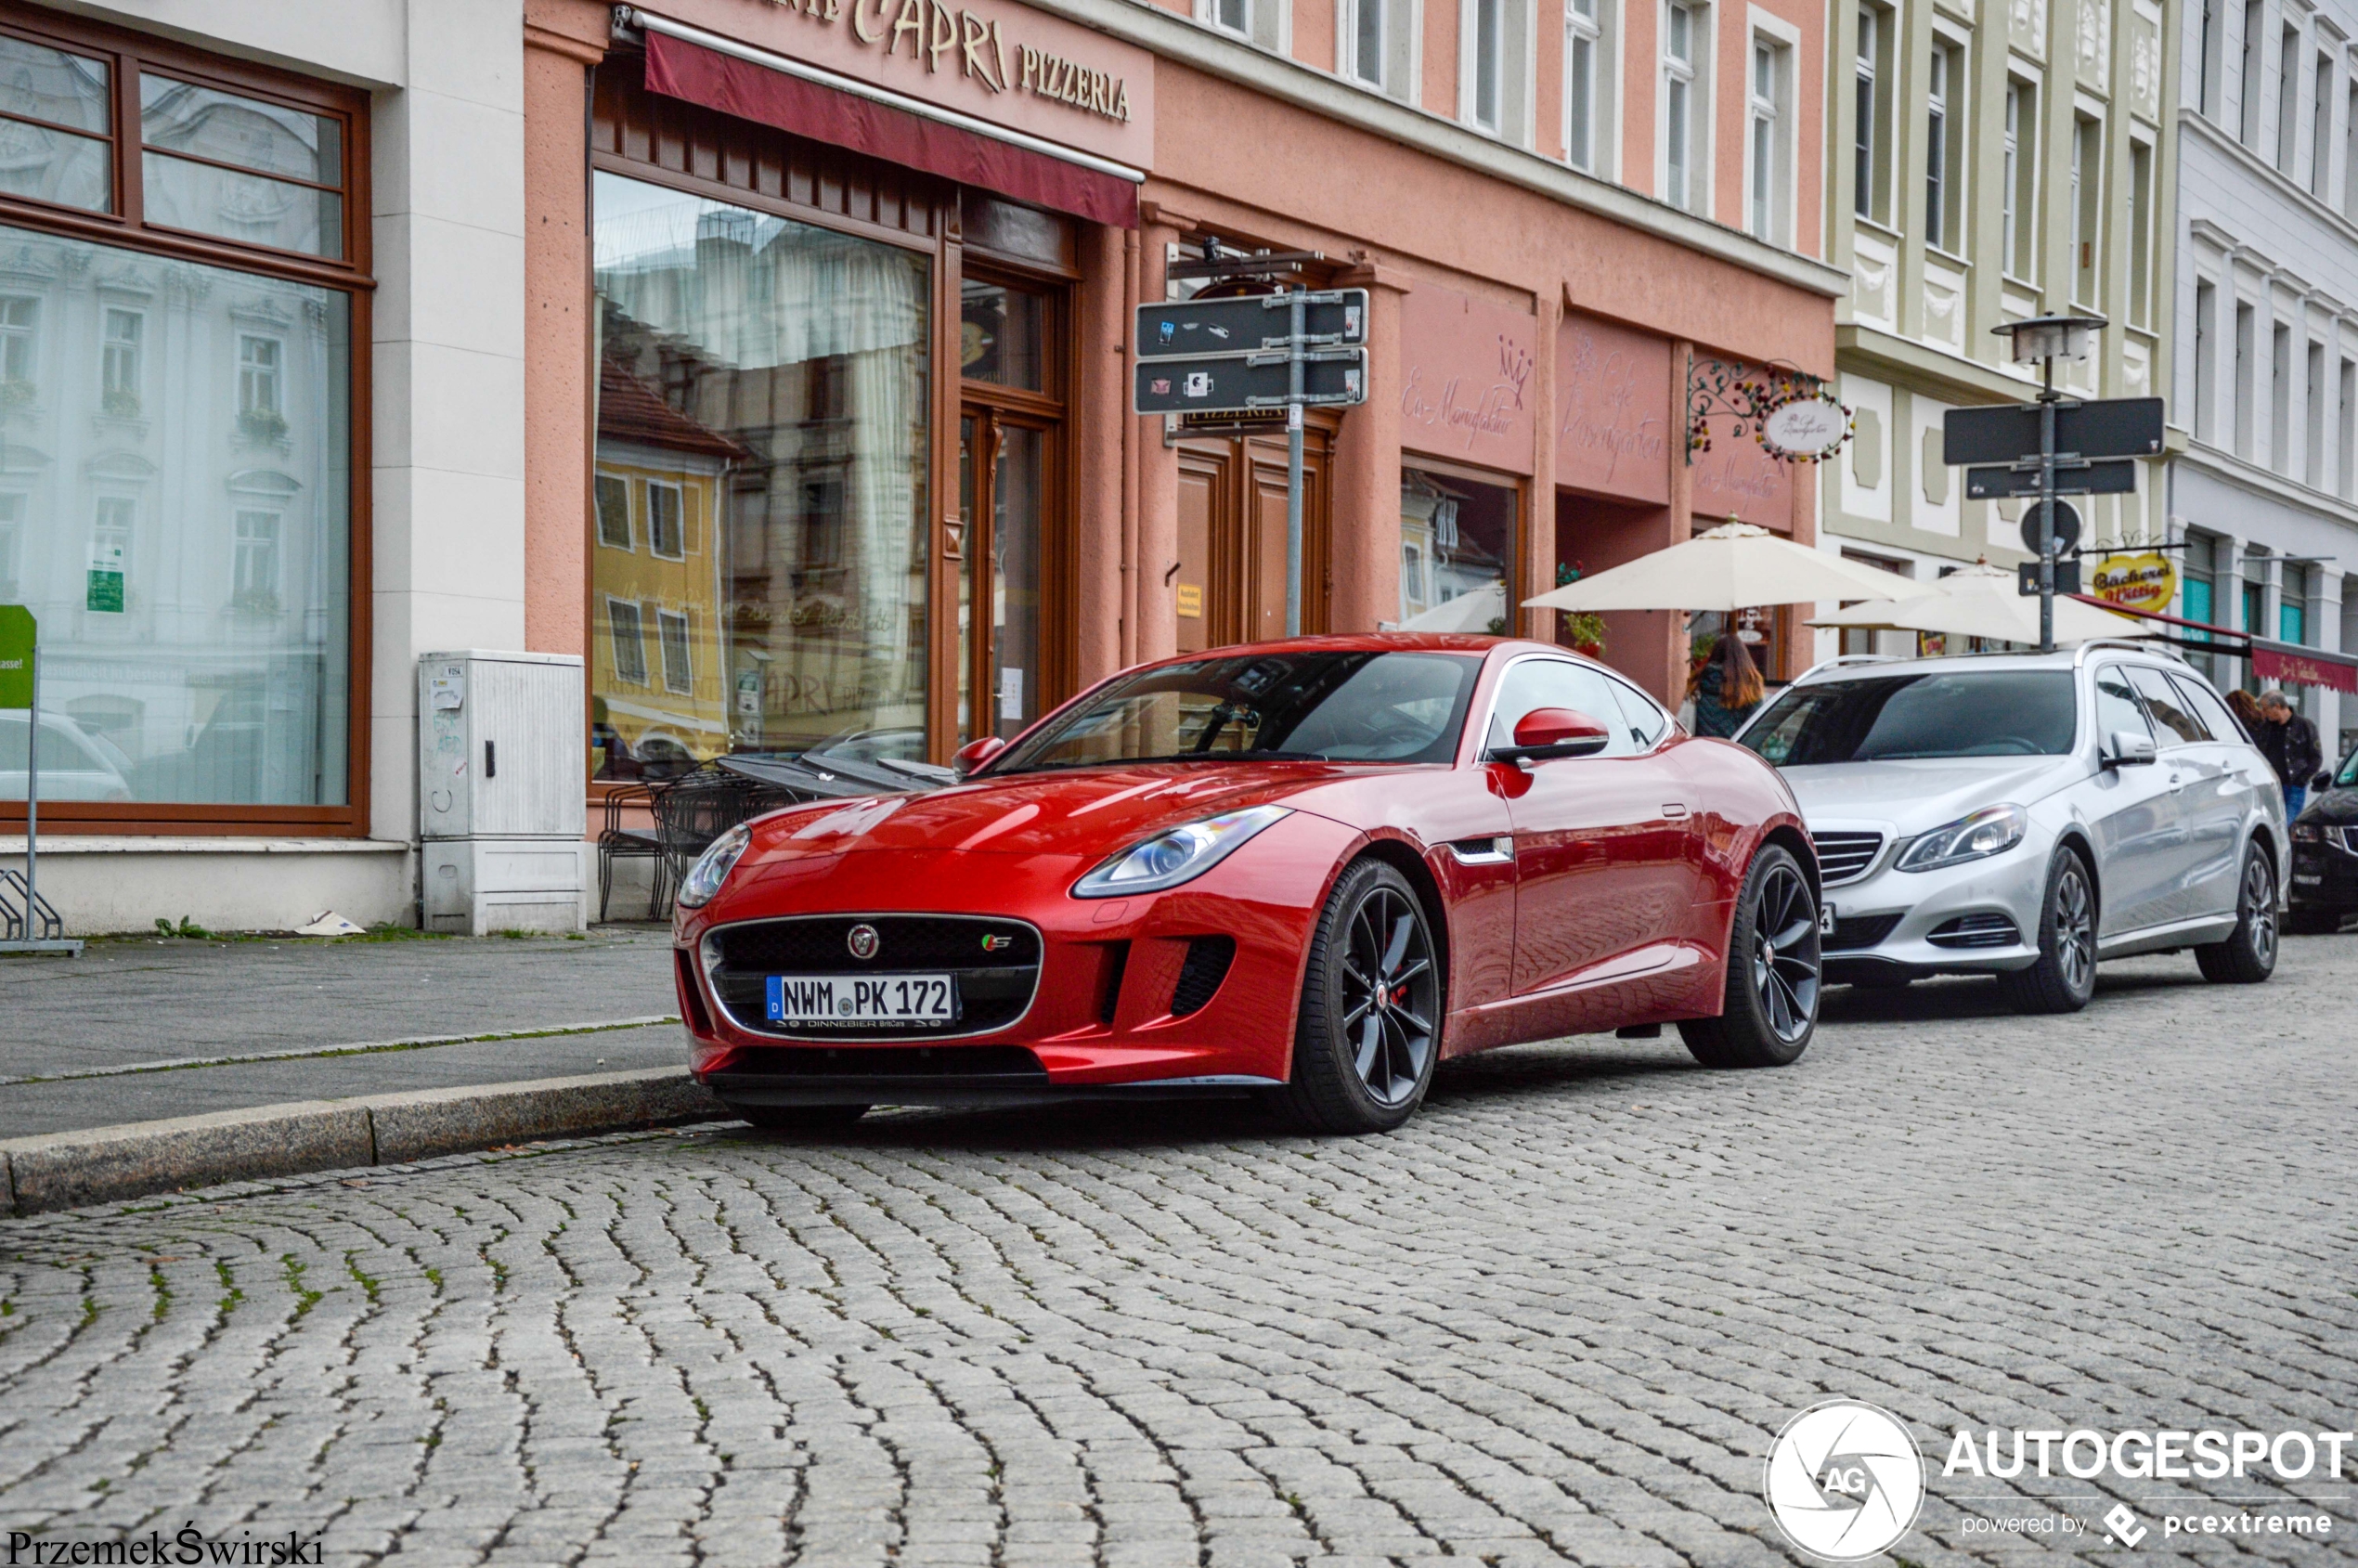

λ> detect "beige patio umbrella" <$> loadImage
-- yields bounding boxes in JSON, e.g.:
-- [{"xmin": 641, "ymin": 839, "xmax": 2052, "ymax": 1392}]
[
  {"xmin": 1807, "ymin": 564, "xmax": 2156, "ymax": 645},
  {"xmin": 1522, "ymin": 522, "xmax": 1937, "ymax": 614}
]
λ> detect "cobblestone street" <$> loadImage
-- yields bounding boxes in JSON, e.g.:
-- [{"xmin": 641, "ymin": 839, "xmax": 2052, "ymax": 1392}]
[{"xmin": 1, "ymin": 939, "xmax": 2352, "ymax": 1567}]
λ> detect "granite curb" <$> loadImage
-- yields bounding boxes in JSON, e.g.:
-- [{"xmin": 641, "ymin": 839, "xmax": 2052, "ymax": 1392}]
[{"xmin": 0, "ymin": 1067, "xmax": 728, "ymax": 1216}]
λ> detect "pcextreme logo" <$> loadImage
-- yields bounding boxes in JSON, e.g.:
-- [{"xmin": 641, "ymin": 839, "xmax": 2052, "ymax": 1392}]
[{"xmin": 1763, "ymin": 1400, "xmax": 1926, "ymax": 1562}]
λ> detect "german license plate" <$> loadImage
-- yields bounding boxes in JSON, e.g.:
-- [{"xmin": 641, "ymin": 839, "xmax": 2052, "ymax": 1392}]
[{"xmin": 767, "ymin": 974, "xmax": 959, "ymax": 1024}]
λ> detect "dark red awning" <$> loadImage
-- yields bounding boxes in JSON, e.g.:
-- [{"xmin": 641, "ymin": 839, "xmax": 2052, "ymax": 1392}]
[{"xmin": 642, "ymin": 29, "xmax": 1138, "ymax": 229}]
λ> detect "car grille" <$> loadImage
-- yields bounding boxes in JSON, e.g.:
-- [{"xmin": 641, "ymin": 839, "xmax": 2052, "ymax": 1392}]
[
  {"xmin": 1926, "ymin": 913, "xmax": 2020, "ymax": 949},
  {"xmin": 2337, "ymin": 826, "xmax": 2358, "ymax": 854},
  {"xmin": 1810, "ymin": 831, "xmax": 1885, "ymax": 886},
  {"xmin": 1824, "ymin": 913, "xmax": 1904, "ymax": 952},
  {"xmin": 706, "ymin": 914, "xmax": 1041, "ymax": 1040},
  {"xmin": 1171, "ymin": 937, "xmax": 1236, "ymax": 1017}
]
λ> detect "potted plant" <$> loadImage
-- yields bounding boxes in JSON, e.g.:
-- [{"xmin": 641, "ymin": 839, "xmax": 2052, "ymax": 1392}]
[{"xmin": 1561, "ymin": 612, "xmax": 1608, "ymax": 659}]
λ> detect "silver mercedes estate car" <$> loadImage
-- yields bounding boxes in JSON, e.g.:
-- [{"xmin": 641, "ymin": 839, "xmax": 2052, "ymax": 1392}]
[{"xmin": 1732, "ymin": 641, "xmax": 2287, "ymax": 1012}]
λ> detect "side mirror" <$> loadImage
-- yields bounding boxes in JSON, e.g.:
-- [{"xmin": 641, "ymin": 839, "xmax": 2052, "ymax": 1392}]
[
  {"xmin": 2102, "ymin": 730, "xmax": 2157, "ymax": 769},
  {"xmin": 2314, "ymin": 771, "xmax": 2336, "ymax": 792},
  {"xmin": 1490, "ymin": 707, "xmax": 1612, "ymax": 765},
  {"xmin": 952, "ymin": 735, "xmax": 1007, "ymax": 778}
]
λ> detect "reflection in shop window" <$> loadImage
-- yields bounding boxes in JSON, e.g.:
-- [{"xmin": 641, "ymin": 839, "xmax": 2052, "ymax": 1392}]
[
  {"xmin": 594, "ymin": 473, "xmax": 631, "ymax": 550},
  {"xmin": 590, "ymin": 171, "xmax": 931, "ymax": 781},
  {"xmin": 0, "ymin": 221, "xmax": 349, "ymax": 806},
  {"xmin": 607, "ymin": 598, "xmax": 648, "ymax": 686},
  {"xmin": 1397, "ymin": 469, "xmax": 1515, "ymax": 633},
  {"xmin": 139, "ymin": 75, "xmax": 343, "ymax": 259},
  {"xmin": 0, "ymin": 36, "xmax": 111, "ymax": 214},
  {"xmin": 238, "ymin": 334, "xmax": 282, "ymax": 441}
]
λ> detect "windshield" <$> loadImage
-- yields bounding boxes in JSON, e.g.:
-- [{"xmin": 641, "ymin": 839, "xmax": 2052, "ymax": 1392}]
[
  {"xmin": 1740, "ymin": 670, "xmax": 2079, "ymax": 765},
  {"xmin": 989, "ymin": 651, "xmax": 1482, "ymax": 773},
  {"xmin": 2338, "ymin": 746, "xmax": 2358, "ymax": 789}
]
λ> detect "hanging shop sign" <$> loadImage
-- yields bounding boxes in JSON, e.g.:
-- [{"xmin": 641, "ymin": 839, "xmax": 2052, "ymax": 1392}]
[
  {"xmin": 2086, "ymin": 551, "xmax": 2176, "ymax": 616},
  {"xmin": 1687, "ymin": 359, "xmax": 1853, "ymax": 465},
  {"xmin": 645, "ymin": 0, "xmax": 1154, "ymax": 171}
]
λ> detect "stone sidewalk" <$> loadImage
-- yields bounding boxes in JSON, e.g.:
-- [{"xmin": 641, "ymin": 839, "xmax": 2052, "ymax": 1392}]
[{"xmin": 0, "ymin": 928, "xmax": 681, "ymax": 1139}]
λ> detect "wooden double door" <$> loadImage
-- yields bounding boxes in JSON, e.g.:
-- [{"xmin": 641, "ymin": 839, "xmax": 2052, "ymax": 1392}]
[{"xmin": 1173, "ymin": 421, "xmax": 1335, "ymax": 653}]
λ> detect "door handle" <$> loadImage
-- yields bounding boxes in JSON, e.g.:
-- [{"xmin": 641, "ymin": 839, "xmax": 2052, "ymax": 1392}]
[
  {"xmin": 2167, "ymin": 773, "xmax": 2183, "ymax": 792},
  {"xmin": 1662, "ymin": 802, "xmax": 1690, "ymax": 819}
]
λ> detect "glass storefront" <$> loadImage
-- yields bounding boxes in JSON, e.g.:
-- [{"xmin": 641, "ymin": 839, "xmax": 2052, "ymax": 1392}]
[
  {"xmin": 590, "ymin": 172, "xmax": 932, "ymax": 779},
  {"xmin": 1397, "ymin": 467, "xmax": 1516, "ymax": 634},
  {"xmin": 956, "ymin": 269, "xmax": 1059, "ymax": 744}
]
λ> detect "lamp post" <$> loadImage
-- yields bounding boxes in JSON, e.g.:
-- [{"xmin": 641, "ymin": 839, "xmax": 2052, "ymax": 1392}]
[{"xmin": 1993, "ymin": 314, "xmax": 2105, "ymax": 653}]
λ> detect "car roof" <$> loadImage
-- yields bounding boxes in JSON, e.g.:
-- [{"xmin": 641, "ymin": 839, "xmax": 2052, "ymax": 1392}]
[
  {"xmin": 1121, "ymin": 631, "xmax": 1561, "ymax": 669},
  {"xmin": 1789, "ymin": 643, "xmax": 2196, "ymax": 685}
]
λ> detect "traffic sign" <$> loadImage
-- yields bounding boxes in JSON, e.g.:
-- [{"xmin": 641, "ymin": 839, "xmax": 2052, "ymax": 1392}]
[
  {"xmin": 0, "ymin": 605, "xmax": 30, "ymax": 710},
  {"xmin": 1965, "ymin": 458, "xmax": 2139, "ymax": 499},
  {"xmin": 1134, "ymin": 349, "xmax": 1367, "ymax": 416},
  {"xmin": 1943, "ymin": 397, "xmax": 2165, "ymax": 465},
  {"xmin": 2017, "ymin": 499, "xmax": 2082, "ymax": 556},
  {"xmin": 1136, "ymin": 291, "xmax": 1367, "ymax": 357},
  {"xmin": 2018, "ymin": 559, "xmax": 2082, "ymax": 596}
]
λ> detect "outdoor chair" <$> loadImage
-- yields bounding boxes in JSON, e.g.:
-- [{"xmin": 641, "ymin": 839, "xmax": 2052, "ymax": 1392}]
[{"xmin": 594, "ymin": 783, "xmax": 667, "ymax": 922}]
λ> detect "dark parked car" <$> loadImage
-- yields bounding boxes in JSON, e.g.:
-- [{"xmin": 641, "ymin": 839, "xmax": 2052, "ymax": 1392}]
[{"xmin": 2289, "ymin": 744, "xmax": 2358, "ymax": 933}]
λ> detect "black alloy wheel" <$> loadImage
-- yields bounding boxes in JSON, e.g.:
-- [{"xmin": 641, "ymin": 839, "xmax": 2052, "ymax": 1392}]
[
  {"xmin": 1680, "ymin": 843, "xmax": 1820, "ymax": 1069},
  {"xmin": 1286, "ymin": 860, "xmax": 1442, "ymax": 1133},
  {"xmin": 1997, "ymin": 849, "xmax": 2098, "ymax": 1014},
  {"xmin": 2196, "ymin": 844, "xmax": 2280, "ymax": 983}
]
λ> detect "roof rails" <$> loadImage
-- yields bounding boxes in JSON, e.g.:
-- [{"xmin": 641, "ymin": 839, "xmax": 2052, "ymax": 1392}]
[
  {"xmin": 2073, "ymin": 637, "xmax": 2187, "ymax": 668},
  {"xmin": 1790, "ymin": 654, "xmax": 1899, "ymax": 682}
]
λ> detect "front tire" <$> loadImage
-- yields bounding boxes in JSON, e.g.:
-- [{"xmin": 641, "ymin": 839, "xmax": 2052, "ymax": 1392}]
[
  {"xmin": 2196, "ymin": 844, "xmax": 2279, "ymax": 983},
  {"xmin": 1284, "ymin": 860, "xmax": 1442, "ymax": 1134},
  {"xmin": 728, "ymin": 1103, "xmax": 871, "ymax": 1132},
  {"xmin": 1679, "ymin": 844, "xmax": 1820, "ymax": 1069},
  {"xmin": 1997, "ymin": 848, "xmax": 2098, "ymax": 1014}
]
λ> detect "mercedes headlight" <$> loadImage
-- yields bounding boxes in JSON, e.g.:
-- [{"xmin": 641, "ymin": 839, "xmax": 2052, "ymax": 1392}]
[
  {"xmin": 1071, "ymin": 805, "xmax": 1289, "ymax": 898},
  {"xmin": 675, "ymin": 823, "xmax": 752, "ymax": 909},
  {"xmin": 1895, "ymin": 804, "xmax": 2028, "ymax": 873}
]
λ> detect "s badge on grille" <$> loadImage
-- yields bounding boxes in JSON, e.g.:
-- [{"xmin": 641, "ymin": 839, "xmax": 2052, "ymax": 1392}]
[
  {"xmin": 980, "ymin": 934, "xmax": 1012, "ymax": 952},
  {"xmin": 847, "ymin": 923, "xmax": 881, "ymax": 961}
]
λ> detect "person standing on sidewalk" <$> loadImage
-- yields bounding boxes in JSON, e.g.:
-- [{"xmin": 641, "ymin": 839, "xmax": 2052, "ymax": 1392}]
[
  {"xmin": 1687, "ymin": 632, "xmax": 1767, "ymax": 739},
  {"xmin": 2256, "ymin": 689, "xmax": 2324, "ymax": 819}
]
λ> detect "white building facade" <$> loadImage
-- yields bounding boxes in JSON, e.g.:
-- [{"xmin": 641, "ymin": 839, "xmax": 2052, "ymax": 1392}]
[
  {"xmin": 2170, "ymin": 0, "xmax": 2358, "ymax": 754},
  {"xmin": 0, "ymin": 0, "xmax": 535, "ymax": 931}
]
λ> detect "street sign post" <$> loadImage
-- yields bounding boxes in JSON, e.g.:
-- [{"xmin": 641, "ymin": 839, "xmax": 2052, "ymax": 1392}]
[
  {"xmin": 1963, "ymin": 458, "xmax": 2138, "ymax": 500},
  {"xmin": 0, "ymin": 604, "xmax": 77, "ymax": 955},
  {"xmin": 1134, "ymin": 290, "xmax": 1372, "ymax": 635},
  {"xmin": 1945, "ymin": 325, "xmax": 2157, "ymax": 651}
]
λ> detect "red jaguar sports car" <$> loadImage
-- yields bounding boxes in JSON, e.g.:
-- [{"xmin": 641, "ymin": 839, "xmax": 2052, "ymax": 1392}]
[{"xmin": 671, "ymin": 634, "xmax": 1823, "ymax": 1134}]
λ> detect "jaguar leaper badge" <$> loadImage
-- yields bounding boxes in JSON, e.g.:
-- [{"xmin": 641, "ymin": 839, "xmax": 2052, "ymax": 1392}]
[{"xmin": 847, "ymin": 923, "xmax": 881, "ymax": 961}]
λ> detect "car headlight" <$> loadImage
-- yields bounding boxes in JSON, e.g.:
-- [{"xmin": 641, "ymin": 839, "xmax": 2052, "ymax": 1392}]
[
  {"xmin": 1071, "ymin": 805, "xmax": 1289, "ymax": 898},
  {"xmin": 2293, "ymin": 823, "xmax": 2323, "ymax": 842},
  {"xmin": 675, "ymin": 823, "xmax": 752, "ymax": 909},
  {"xmin": 1895, "ymin": 804, "xmax": 2029, "ymax": 873}
]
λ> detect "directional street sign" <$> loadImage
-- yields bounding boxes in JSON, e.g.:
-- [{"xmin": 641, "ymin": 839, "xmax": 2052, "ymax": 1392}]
[
  {"xmin": 2017, "ymin": 499, "xmax": 2083, "ymax": 557},
  {"xmin": 2018, "ymin": 558, "xmax": 2082, "ymax": 596},
  {"xmin": 1964, "ymin": 458, "xmax": 2139, "ymax": 499},
  {"xmin": 1134, "ymin": 350, "xmax": 1367, "ymax": 415},
  {"xmin": 1136, "ymin": 290, "xmax": 1367, "ymax": 358},
  {"xmin": 1943, "ymin": 396, "xmax": 2165, "ymax": 465}
]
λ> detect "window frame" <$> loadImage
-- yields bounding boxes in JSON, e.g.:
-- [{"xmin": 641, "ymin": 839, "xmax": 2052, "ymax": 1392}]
[
  {"xmin": 1854, "ymin": 4, "xmax": 1893, "ymax": 223},
  {"xmin": 1662, "ymin": 0, "xmax": 1711, "ymax": 213},
  {"xmin": 1744, "ymin": 20, "xmax": 1796, "ymax": 246},
  {"xmin": 1565, "ymin": 0, "xmax": 1614, "ymax": 174},
  {"xmin": 0, "ymin": 6, "xmax": 371, "ymax": 837},
  {"xmin": 1924, "ymin": 36, "xmax": 1964, "ymax": 257}
]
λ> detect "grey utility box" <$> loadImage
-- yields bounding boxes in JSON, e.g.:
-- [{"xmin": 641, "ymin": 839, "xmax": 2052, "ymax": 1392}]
[{"xmin": 418, "ymin": 651, "xmax": 587, "ymax": 934}]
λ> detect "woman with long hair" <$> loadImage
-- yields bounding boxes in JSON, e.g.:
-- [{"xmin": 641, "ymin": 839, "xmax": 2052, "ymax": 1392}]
[
  {"xmin": 2224, "ymin": 685, "xmax": 2264, "ymax": 743},
  {"xmin": 1688, "ymin": 631, "xmax": 1767, "ymax": 738}
]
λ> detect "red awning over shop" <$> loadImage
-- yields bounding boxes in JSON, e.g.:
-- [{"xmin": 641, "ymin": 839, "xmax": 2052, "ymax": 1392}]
[{"xmin": 642, "ymin": 29, "xmax": 1140, "ymax": 229}]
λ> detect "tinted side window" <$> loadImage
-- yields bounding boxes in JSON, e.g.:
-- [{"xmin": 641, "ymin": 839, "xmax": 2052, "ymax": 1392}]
[
  {"xmin": 1487, "ymin": 660, "xmax": 1639, "ymax": 758},
  {"xmin": 2170, "ymin": 673, "xmax": 2247, "ymax": 744},
  {"xmin": 1605, "ymin": 676, "xmax": 1669, "ymax": 747},
  {"xmin": 2092, "ymin": 667, "xmax": 2154, "ymax": 747},
  {"xmin": 2127, "ymin": 666, "xmax": 2207, "ymax": 745}
]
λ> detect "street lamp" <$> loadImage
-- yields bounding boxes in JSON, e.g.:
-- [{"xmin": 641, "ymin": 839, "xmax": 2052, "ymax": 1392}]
[{"xmin": 1992, "ymin": 313, "xmax": 2107, "ymax": 651}]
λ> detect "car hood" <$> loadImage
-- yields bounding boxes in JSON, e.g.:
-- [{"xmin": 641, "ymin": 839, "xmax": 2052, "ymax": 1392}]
[
  {"xmin": 2300, "ymin": 785, "xmax": 2358, "ymax": 825},
  {"xmin": 1777, "ymin": 757, "xmax": 2078, "ymax": 834},
  {"xmin": 741, "ymin": 762, "xmax": 1375, "ymax": 863}
]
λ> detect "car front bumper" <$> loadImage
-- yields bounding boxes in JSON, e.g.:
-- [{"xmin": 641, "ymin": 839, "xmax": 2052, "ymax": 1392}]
[
  {"xmin": 2289, "ymin": 831, "xmax": 2358, "ymax": 909},
  {"xmin": 1814, "ymin": 830, "xmax": 2050, "ymax": 982}
]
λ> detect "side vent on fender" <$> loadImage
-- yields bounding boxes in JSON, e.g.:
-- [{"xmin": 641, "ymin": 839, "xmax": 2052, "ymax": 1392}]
[
  {"xmin": 1170, "ymin": 937, "xmax": 1236, "ymax": 1017},
  {"xmin": 675, "ymin": 948, "xmax": 715, "ymax": 1035}
]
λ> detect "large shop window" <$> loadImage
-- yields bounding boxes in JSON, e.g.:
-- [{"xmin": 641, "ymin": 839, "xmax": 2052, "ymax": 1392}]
[
  {"xmin": 590, "ymin": 172, "xmax": 931, "ymax": 781},
  {"xmin": 1398, "ymin": 468, "xmax": 1517, "ymax": 634},
  {"xmin": 0, "ymin": 18, "xmax": 363, "ymax": 824}
]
